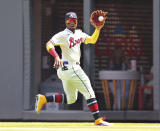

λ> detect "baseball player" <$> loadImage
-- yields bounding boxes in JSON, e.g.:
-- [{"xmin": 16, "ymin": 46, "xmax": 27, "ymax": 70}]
[{"xmin": 35, "ymin": 11, "xmax": 113, "ymax": 126}]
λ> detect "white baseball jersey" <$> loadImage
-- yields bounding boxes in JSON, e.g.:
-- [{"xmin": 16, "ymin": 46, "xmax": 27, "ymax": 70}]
[
  {"xmin": 50, "ymin": 28, "xmax": 89, "ymax": 63},
  {"xmin": 50, "ymin": 28, "xmax": 95, "ymax": 104}
]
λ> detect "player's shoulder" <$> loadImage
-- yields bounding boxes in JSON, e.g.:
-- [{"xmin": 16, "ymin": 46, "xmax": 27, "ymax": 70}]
[
  {"xmin": 56, "ymin": 30, "xmax": 66, "ymax": 35},
  {"xmin": 53, "ymin": 30, "xmax": 66, "ymax": 38}
]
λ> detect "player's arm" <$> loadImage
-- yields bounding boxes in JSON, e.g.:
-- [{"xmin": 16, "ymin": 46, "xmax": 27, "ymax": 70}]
[
  {"xmin": 85, "ymin": 28, "xmax": 100, "ymax": 44},
  {"xmin": 85, "ymin": 10, "xmax": 107, "ymax": 44},
  {"xmin": 46, "ymin": 41, "xmax": 63, "ymax": 68}
]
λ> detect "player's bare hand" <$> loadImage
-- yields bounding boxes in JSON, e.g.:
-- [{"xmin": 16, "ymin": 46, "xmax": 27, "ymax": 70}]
[{"xmin": 54, "ymin": 57, "xmax": 63, "ymax": 69}]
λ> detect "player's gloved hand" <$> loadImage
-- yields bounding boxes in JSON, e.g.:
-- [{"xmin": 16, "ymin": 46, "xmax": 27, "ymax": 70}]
[
  {"xmin": 54, "ymin": 57, "xmax": 63, "ymax": 69},
  {"xmin": 90, "ymin": 10, "xmax": 108, "ymax": 30}
]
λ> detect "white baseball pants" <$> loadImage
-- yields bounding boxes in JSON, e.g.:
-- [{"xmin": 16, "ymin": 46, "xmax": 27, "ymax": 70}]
[{"xmin": 57, "ymin": 64, "xmax": 95, "ymax": 104}]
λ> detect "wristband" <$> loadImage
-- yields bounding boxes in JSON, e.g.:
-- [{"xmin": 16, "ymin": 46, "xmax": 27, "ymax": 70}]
[
  {"xmin": 49, "ymin": 48, "xmax": 59, "ymax": 58},
  {"xmin": 46, "ymin": 43, "xmax": 54, "ymax": 52}
]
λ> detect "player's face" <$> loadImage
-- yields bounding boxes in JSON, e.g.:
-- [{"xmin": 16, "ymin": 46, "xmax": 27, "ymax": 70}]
[{"xmin": 66, "ymin": 18, "xmax": 77, "ymax": 32}]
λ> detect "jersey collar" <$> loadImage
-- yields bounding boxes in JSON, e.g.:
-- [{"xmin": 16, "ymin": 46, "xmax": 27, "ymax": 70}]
[{"xmin": 65, "ymin": 28, "xmax": 75, "ymax": 34}]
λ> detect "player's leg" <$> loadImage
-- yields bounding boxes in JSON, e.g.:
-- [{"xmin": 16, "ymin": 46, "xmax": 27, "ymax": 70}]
[
  {"xmin": 35, "ymin": 93, "xmax": 67, "ymax": 114},
  {"xmin": 35, "ymin": 80, "xmax": 78, "ymax": 114},
  {"xmin": 61, "ymin": 79, "xmax": 78, "ymax": 104},
  {"xmin": 71, "ymin": 67, "xmax": 99, "ymax": 120},
  {"xmin": 56, "ymin": 67, "xmax": 79, "ymax": 104},
  {"xmin": 45, "ymin": 93, "xmax": 67, "ymax": 104},
  {"xmin": 72, "ymin": 67, "xmax": 113, "ymax": 126},
  {"xmin": 35, "ymin": 67, "xmax": 78, "ymax": 114}
]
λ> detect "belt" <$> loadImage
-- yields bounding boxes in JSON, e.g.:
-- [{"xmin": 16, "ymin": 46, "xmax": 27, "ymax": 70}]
[
  {"xmin": 62, "ymin": 61, "xmax": 80, "ymax": 71},
  {"xmin": 63, "ymin": 61, "xmax": 80, "ymax": 65}
]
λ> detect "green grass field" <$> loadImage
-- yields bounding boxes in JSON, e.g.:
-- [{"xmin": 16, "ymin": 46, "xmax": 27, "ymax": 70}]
[{"xmin": 0, "ymin": 122, "xmax": 160, "ymax": 131}]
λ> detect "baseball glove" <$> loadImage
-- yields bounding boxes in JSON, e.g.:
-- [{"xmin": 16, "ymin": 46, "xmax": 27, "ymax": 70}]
[{"xmin": 90, "ymin": 10, "xmax": 108, "ymax": 30}]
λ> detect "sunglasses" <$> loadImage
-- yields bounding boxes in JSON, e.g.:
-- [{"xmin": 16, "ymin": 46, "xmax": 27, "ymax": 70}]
[{"xmin": 66, "ymin": 19, "xmax": 77, "ymax": 24}]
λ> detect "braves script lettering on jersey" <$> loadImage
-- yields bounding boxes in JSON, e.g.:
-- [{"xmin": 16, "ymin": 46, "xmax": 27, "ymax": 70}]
[
  {"xmin": 50, "ymin": 28, "xmax": 95, "ymax": 104},
  {"xmin": 69, "ymin": 37, "xmax": 82, "ymax": 48},
  {"xmin": 51, "ymin": 29, "xmax": 89, "ymax": 63}
]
